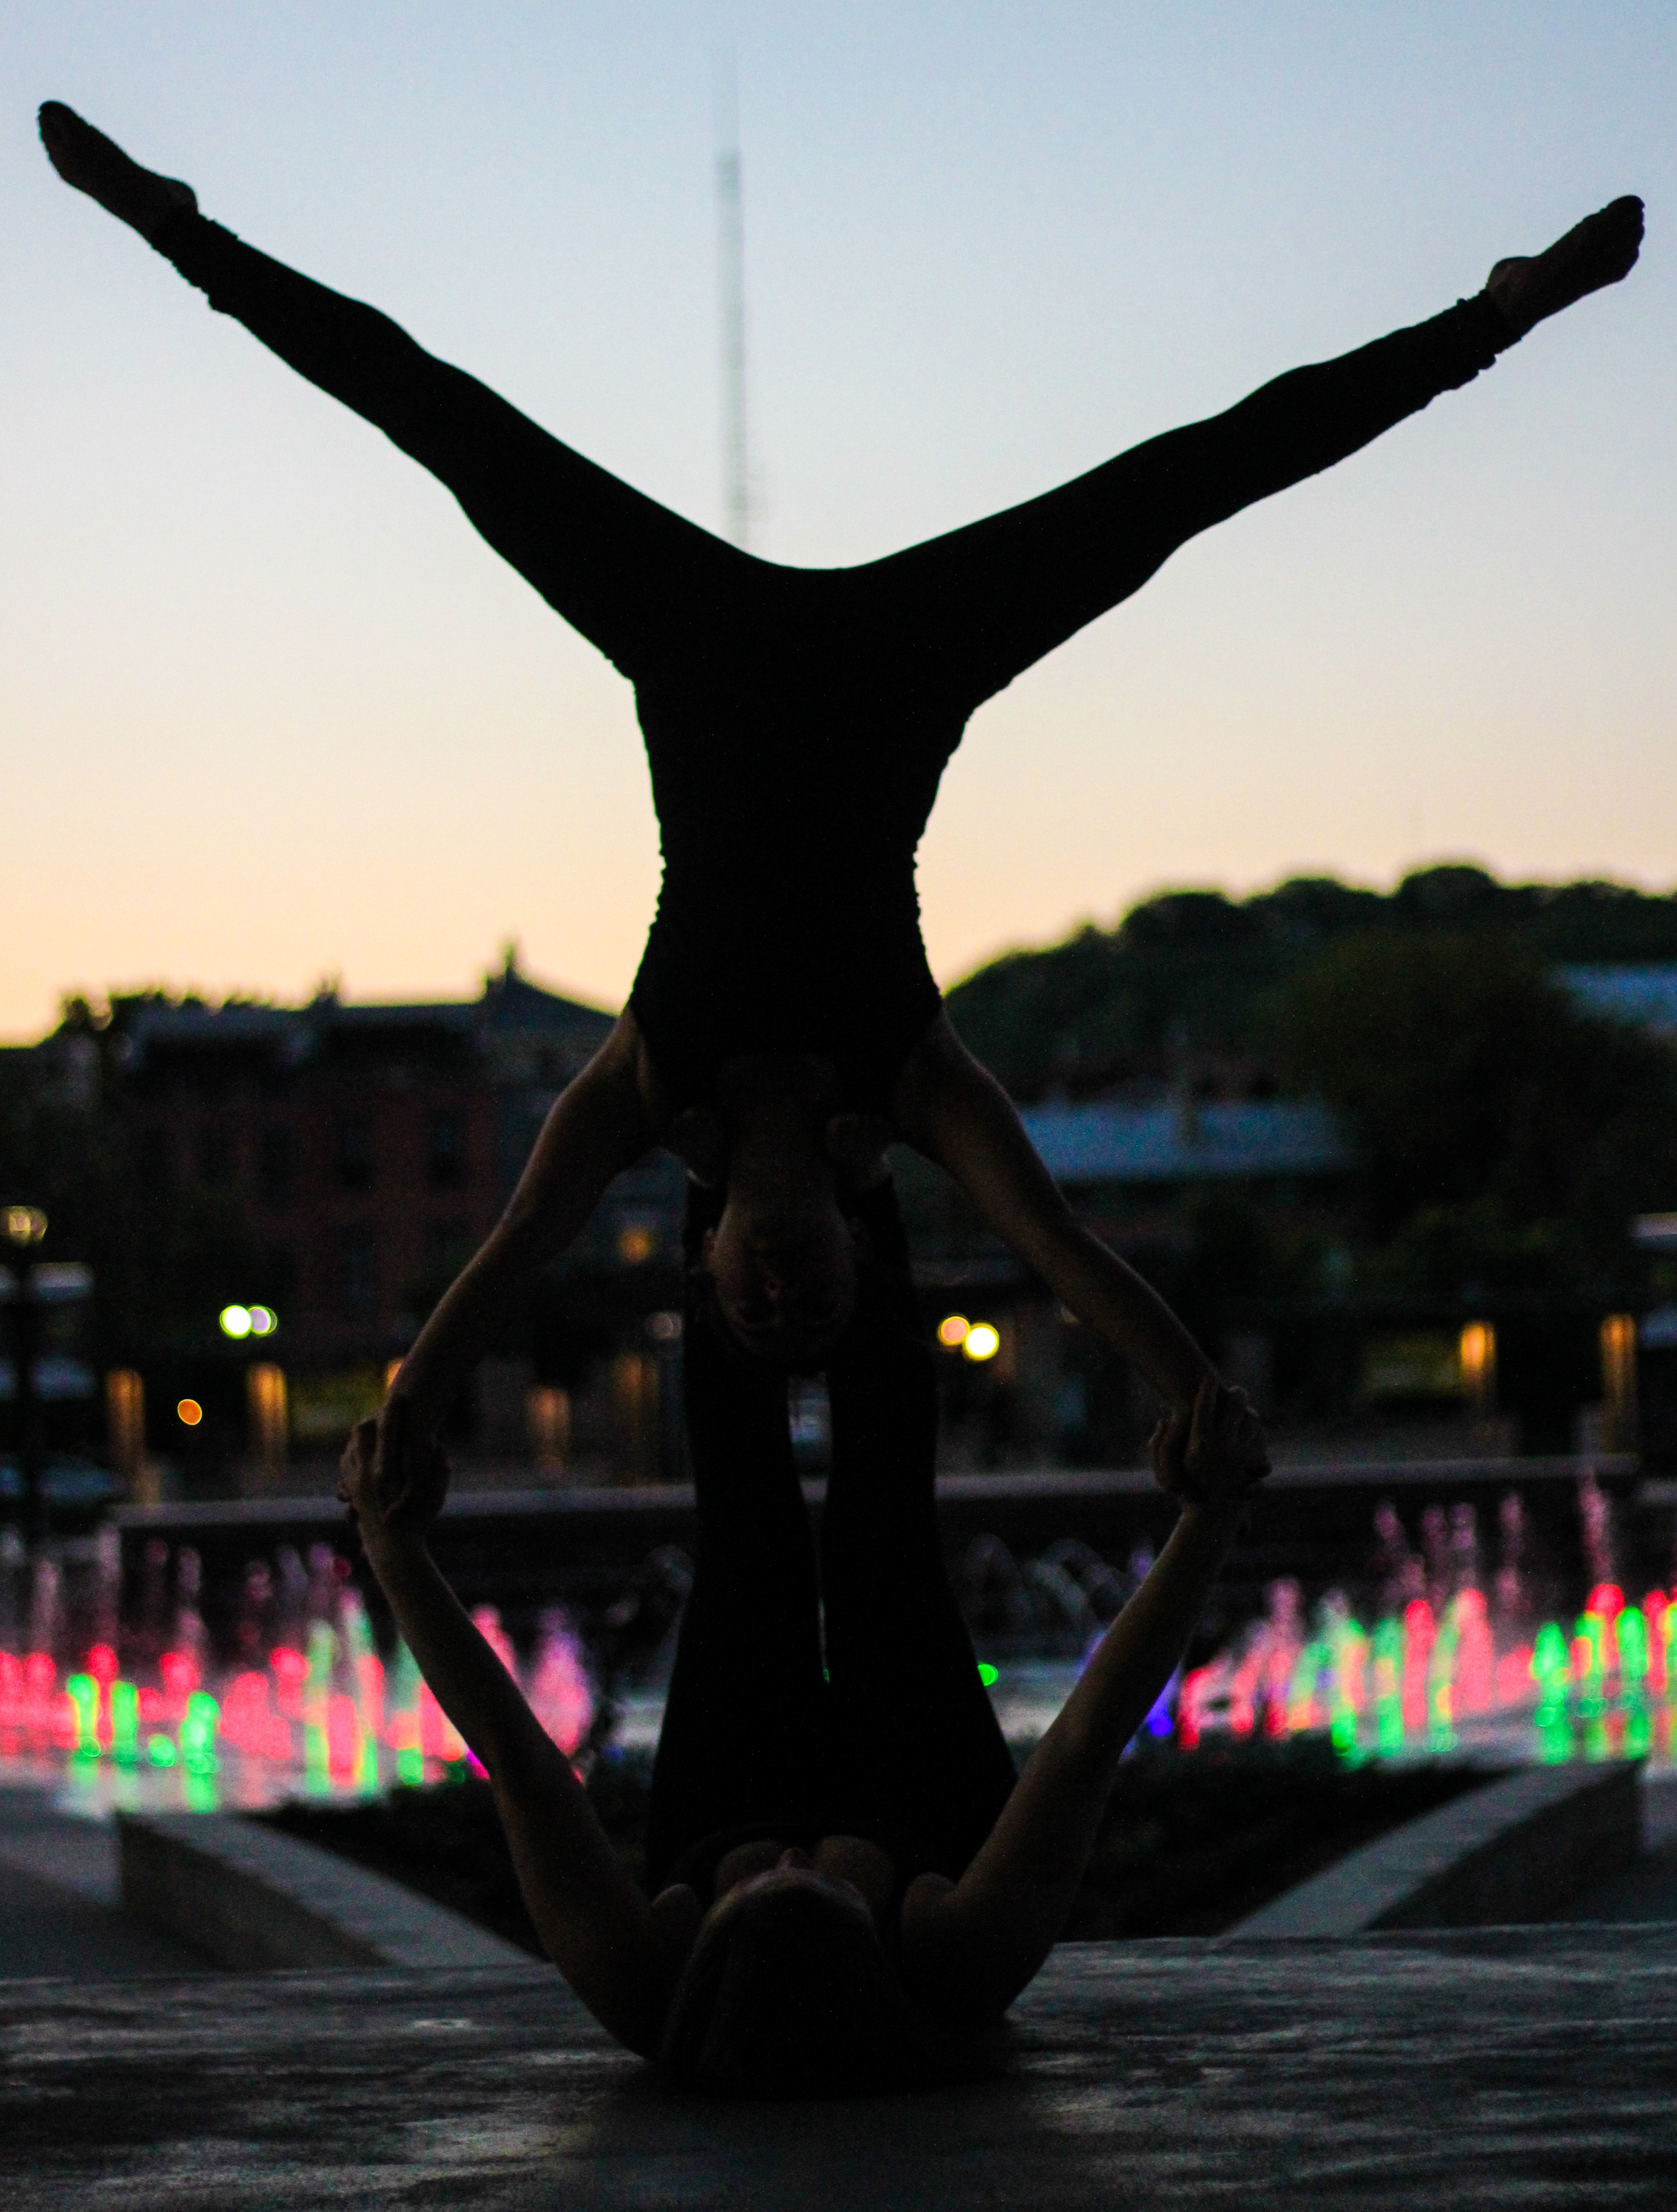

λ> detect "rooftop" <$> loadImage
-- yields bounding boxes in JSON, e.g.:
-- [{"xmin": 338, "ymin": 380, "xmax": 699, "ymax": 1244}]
[
  {"xmin": 112, "ymin": 953, "xmax": 614, "ymax": 1075},
  {"xmin": 1019, "ymin": 1097, "xmax": 1354, "ymax": 1184},
  {"xmin": 1557, "ymin": 961, "xmax": 1677, "ymax": 1037}
]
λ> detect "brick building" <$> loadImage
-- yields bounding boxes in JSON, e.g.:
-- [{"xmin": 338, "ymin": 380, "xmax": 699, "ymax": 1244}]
[{"xmin": 108, "ymin": 956, "xmax": 688, "ymax": 1471}]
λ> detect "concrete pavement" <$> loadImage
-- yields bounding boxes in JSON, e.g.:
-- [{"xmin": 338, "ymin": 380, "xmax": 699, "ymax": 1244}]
[
  {"xmin": 0, "ymin": 1787, "xmax": 212, "ymax": 1981},
  {"xmin": 4, "ymin": 1930, "xmax": 1677, "ymax": 2208},
  {"xmin": 1558, "ymin": 1770, "xmax": 1677, "ymax": 1924}
]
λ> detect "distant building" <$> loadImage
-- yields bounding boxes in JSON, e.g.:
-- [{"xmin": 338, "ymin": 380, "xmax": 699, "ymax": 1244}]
[
  {"xmin": 1557, "ymin": 963, "xmax": 1677, "ymax": 1040},
  {"xmin": 899, "ymin": 1095, "xmax": 1365, "ymax": 1471},
  {"xmin": 1019, "ymin": 1098, "xmax": 1353, "ymax": 1187},
  {"xmin": 110, "ymin": 953, "xmax": 682, "ymax": 1384}
]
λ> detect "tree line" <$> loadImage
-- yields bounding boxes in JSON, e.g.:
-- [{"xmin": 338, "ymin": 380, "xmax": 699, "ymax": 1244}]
[{"xmin": 944, "ymin": 865, "xmax": 1677, "ymax": 1308}]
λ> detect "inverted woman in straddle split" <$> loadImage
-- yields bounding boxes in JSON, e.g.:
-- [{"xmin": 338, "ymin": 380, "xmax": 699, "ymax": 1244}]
[
  {"xmin": 40, "ymin": 103, "xmax": 1642, "ymax": 1488},
  {"xmin": 338, "ymin": 1173, "xmax": 1265, "ymax": 2091}
]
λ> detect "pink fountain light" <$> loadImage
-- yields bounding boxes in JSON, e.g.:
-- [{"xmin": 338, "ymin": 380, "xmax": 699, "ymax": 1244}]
[
  {"xmin": 1178, "ymin": 1581, "xmax": 1677, "ymax": 1767},
  {"xmin": 0, "ymin": 1598, "xmax": 596, "ymax": 1814}
]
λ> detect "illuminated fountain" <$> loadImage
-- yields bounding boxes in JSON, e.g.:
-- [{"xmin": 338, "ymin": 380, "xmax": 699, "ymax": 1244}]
[
  {"xmin": 971, "ymin": 1482, "xmax": 1677, "ymax": 1769},
  {"xmin": 1179, "ymin": 1522, "xmax": 1675, "ymax": 1768},
  {"xmin": 0, "ymin": 1545, "xmax": 595, "ymax": 1814},
  {"xmin": 2, "ymin": 1481, "xmax": 1666, "ymax": 1811}
]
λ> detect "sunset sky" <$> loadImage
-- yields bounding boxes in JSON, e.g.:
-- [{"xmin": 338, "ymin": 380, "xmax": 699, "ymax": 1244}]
[{"xmin": 6, "ymin": 3, "xmax": 1674, "ymax": 1038}]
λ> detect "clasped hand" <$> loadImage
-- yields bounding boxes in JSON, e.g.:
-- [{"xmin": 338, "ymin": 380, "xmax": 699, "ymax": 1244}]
[
  {"xmin": 1150, "ymin": 1375, "xmax": 1269, "ymax": 1510},
  {"xmin": 337, "ymin": 1396, "xmax": 450, "ymax": 1543}
]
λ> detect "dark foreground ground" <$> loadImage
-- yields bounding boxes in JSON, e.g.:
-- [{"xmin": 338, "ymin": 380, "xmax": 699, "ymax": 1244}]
[
  {"xmin": 259, "ymin": 1739, "xmax": 1495, "ymax": 1947},
  {"xmin": 4, "ymin": 1929, "xmax": 1676, "ymax": 2209}
]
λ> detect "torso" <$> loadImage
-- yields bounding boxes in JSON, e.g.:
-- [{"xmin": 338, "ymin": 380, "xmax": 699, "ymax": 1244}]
[
  {"xmin": 625, "ymin": 636, "xmax": 961, "ymax": 1118},
  {"xmin": 712, "ymin": 1833, "xmax": 898, "ymax": 1914},
  {"xmin": 671, "ymin": 1828, "xmax": 954, "ymax": 1962}
]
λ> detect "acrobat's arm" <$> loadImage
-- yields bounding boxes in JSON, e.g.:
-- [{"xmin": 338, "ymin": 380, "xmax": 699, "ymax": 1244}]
[
  {"xmin": 377, "ymin": 1016, "xmax": 658, "ymax": 1517},
  {"xmin": 897, "ymin": 1379, "xmax": 1255, "ymax": 2021},
  {"xmin": 340, "ymin": 1418, "xmax": 697, "ymax": 2052},
  {"xmin": 893, "ymin": 1014, "xmax": 1229, "ymax": 1419}
]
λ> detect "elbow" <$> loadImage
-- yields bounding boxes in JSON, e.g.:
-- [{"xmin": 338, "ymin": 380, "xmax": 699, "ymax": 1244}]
[
  {"xmin": 495, "ymin": 1191, "xmax": 563, "ymax": 1265},
  {"xmin": 497, "ymin": 1185, "xmax": 546, "ymax": 1239}
]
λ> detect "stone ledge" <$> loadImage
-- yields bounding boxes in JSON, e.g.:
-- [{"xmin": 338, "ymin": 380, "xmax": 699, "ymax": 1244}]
[
  {"xmin": 116, "ymin": 1810, "xmax": 532, "ymax": 1971},
  {"xmin": 1232, "ymin": 1759, "xmax": 1643, "ymax": 1937}
]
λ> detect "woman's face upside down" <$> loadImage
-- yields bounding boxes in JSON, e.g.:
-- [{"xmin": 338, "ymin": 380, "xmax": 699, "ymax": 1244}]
[{"xmin": 702, "ymin": 1191, "xmax": 858, "ymax": 1366}]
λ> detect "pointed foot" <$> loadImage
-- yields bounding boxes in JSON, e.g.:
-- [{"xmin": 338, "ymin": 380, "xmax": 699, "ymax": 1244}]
[
  {"xmin": 39, "ymin": 100, "xmax": 196, "ymax": 240},
  {"xmin": 1487, "ymin": 195, "xmax": 1644, "ymax": 338}
]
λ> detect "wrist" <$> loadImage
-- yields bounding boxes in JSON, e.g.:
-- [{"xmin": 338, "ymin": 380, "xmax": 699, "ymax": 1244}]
[
  {"xmin": 1178, "ymin": 1494, "xmax": 1247, "ymax": 1544},
  {"xmin": 1164, "ymin": 1356, "xmax": 1220, "ymax": 1415},
  {"xmin": 383, "ymin": 1373, "xmax": 441, "ymax": 1436},
  {"xmin": 358, "ymin": 1518, "xmax": 429, "ymax": 1580}
]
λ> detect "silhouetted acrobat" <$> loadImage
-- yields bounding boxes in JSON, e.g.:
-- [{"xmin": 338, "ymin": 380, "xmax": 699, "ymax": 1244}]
[
  {"xmin": 40, "ymin": 103, "xmax": 1641, "ymax": 1459},
  {"xmin": 337, "ymin": 1174, "xmax": 1265, "ymax": 2090},
  {"xmin": 44, "ymin": 99, "xmax": 1643, "ymax": 2093}
]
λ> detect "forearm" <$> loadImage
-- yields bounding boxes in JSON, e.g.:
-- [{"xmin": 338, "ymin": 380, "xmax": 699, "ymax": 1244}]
[
  {"xmin": 360, "ymin": 1526, "xmax": 673, "ymax": 2049},
  {"xmin": 914, "ymin": 1499, "xmax": 1240, "ymax": 2017},
  {"xmin": 388, "ymin": 1212, "xmax": 555, "ymax": 1435},
  {"xmin": 389, "ymin": 1042, "xmax": 651, "ymax": 1434},
  {"xmin": 899, "ymin": 1024, "xmax": 1215, "ymax": 1410},
  {"xmin": 1045, "ymin": 1498, "xmax": 1241, "ymax": 1782},
  {"xmin": 360, "ymin": 1529, "xmax": 547, "ymax": 1777},
  {"xmin": 1037, "ymin": 1228, "xmax": 1216, "ymax": 1412}
]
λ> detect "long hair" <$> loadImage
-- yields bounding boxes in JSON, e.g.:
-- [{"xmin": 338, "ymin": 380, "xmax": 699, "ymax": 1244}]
[{"xmin": 659, "ymin": 1878, "xmax": 948, "ymax": 2098}]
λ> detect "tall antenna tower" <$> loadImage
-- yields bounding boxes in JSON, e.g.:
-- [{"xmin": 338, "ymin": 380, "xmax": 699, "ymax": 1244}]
[{"xmin": 713, "ymin": 49, "xmax": 750, "ymax": 548}]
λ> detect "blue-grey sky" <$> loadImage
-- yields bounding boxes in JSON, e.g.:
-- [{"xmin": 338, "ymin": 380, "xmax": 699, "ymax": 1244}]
[{"xmin": 5, "ymin": 3, "xmax": 1673, "ymax": 1036}]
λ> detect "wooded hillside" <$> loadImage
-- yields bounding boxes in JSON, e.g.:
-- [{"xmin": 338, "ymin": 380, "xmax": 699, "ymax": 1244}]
[{"xmin": 945, "ymin": 865, "xmax": 1677, "ymax": 1103}]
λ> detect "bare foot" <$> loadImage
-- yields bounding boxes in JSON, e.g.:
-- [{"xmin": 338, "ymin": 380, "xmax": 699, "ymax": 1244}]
[
  {"xmin": 1486, "ymin": 196, "xmax": 1644, "ymax": 338},
  {"xmin": 39, "ymin": 101, "xmax": 196, "ymax": 241}
]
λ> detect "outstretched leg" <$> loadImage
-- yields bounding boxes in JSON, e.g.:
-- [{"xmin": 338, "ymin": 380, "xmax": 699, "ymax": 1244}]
[
  {"xmin": 820, "ymin": 1186, "xmax": 1017, "ymax": 1879},
  {"xmin": 39, "ymin": 101, "xmax": 750, "ymax": 684},
  {"xmin": 644, "ymin": 1196, "xmax": 834, "ymax": 1890},
  {"xmin": 868, "ymin": 198, "xmax": 1643, "ymax": 716}
]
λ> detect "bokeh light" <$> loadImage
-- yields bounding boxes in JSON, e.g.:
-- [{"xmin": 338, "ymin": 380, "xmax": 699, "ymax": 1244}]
[
  {"xmin": 176, "ymin": 1398, "xmax": 203, "ymax": 1427},
  {"xmin": 963, "ymin": 1322, "xmax": 1001, "ymax": 1363},
  {"xmin": 218, "ymin": 1305, "xmax": 252, "ymax": 1339},
  {"xmin": 937, "ymin": 1314, "xmax": 971, "ymax": 1348}
]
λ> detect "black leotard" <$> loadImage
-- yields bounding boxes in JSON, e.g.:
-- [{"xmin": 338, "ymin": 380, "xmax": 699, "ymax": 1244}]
[
  {"xmin": 625, "ymin": 596, "xmax": 949, "ymax": 1111},
  {"xmin": 151, "ymin": 209, "xmax": 1507, "ymax": 1111}
]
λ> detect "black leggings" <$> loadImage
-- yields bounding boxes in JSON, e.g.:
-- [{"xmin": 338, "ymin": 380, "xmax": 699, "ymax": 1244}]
[
  {"xmin": 644, "ymin": 1190, "xmax": 1018, "ymax": 1894},
  {"xmin": 152, "ymin": 210, "xmax": 1509, "ymax": 1103},
  {"xmin": 154, "ymin": 208, "xmax": 1505, "ymax": 720}
]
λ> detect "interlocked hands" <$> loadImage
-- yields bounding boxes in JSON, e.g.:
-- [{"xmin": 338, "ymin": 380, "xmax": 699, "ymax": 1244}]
[
  {"xmin": 1150, "ymin": 1375, "xmax": 1269, "ymax": 1511},
  {"xmin": 337, "ymin": 1397, "xmax": 451, "ymax": 1546}
]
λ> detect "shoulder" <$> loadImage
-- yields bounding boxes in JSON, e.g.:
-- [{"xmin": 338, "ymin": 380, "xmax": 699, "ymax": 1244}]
[
  {"xmin": 891, "ymin": 1012, "xmax": 1020, "ymax": 1158},
  {"xmin": 587, "ymin": 1010, "xmax": 676, "ymax": 1132},
  {"xmin": 893, "ymin": 1871, "xmax": 963, "ymax": 2012},
  {"xmin": 890, "ymin": 1011, "xmax": 973, "ymax": 1128},
  {"xmin": 824, "ymin": 1111, "xmax": 893, "ymax": 1191}
]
